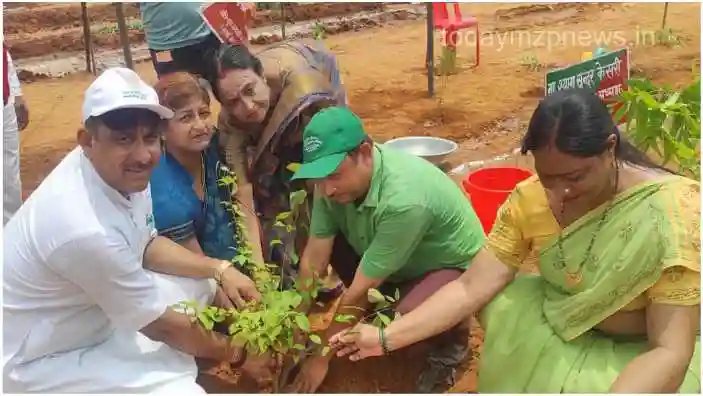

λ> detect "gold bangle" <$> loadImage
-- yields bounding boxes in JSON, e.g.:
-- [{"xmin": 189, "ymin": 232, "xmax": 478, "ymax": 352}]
[{"xmin": 213, "ymin": 261, "xmax": 231, "ymax": 285}]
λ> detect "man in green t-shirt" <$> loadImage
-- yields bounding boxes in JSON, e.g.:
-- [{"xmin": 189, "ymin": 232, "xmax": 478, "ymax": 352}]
[{"xmin": 288, "ymin": 107, "xmax": 486, "ymax": 393}]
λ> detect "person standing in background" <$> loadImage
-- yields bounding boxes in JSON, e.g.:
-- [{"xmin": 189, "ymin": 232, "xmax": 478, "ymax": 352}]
[
  {"xmin": 3, "ymin": 43, "xmax": 29, "ymax": 225},
  {"xmin": 140, "ymin": 2, "xmax": 222, "ymax": 83}
]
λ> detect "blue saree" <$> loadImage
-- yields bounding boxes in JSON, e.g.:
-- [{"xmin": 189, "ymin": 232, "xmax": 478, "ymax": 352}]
[{"xmin": 150, "ymin": 132, "xmax": 239, "ymax": 262}]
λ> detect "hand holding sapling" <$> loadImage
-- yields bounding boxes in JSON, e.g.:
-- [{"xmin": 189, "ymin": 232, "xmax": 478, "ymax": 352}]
[
  {"xmin": 180, "ymin": 165, "xmax": 400, "ymax": 391},
  {"xmin": 285, "ymin": 287, "xmax": 401, "ymax": 392},
  {"xmin": 328, "ymin": 288, "xmax": 402, "ymax": 361},
  {"xmin": 329, "ymin": 323, "xmax": 385, "ymax": 361},
  {"xmin": 219, "ymin": 263, "xmax": 261, "ymax": 308},
  {"xmin": 212, "ymin": 286, "xmax": 236, "ymax": 310}
]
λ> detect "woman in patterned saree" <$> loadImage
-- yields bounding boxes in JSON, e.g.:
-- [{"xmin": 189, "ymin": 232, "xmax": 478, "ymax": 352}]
[
  {"xmin": 206, "ymin": 41, "xmax": 347, "ymax": 290},
  {"xmin": 329, "ymin": 89, "xmax": 701, "ymax": 393}
]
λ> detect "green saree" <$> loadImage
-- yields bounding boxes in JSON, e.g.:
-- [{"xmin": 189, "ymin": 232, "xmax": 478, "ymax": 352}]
[{"xmin": 478, "ymin": 176, "xmax": 701, "ymax": 393}]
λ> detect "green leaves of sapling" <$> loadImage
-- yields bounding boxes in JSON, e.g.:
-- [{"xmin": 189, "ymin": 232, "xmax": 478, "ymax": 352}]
[
  {"xmin": 203, "ymin": 179, "xmax": 333, "ymax": 362},
  {"xmin": 367, "ymin": 288, "xmax": 385, "ymax": 303},
  {"xmin": 294, "ymin": 314, "xmax": 311, "ymax": 332},
  {"xmin": 309, "ymin": 334, "xmax": 322, "ymax": 344}
]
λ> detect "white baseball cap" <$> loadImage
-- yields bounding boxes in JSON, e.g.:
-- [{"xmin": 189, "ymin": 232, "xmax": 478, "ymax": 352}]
[{"xmin": 81, "ymin": 67, "xmax": 174, "ymax": 123}]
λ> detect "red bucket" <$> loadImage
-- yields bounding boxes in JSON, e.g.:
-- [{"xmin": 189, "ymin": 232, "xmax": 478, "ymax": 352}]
[{"xmin": 462, "ymin": 167, "xmax": 533, "ymax": 234}]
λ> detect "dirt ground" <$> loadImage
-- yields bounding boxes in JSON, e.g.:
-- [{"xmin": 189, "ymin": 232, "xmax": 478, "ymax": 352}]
[{"xmin": 10, "ymin": 2, "xmax": 701, "ymax": 393}]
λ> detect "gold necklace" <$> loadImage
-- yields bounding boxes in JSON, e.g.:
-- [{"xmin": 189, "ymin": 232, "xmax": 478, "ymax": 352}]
[
  {"xmin": 201, "ymin": 154, "xmax": 208, "ymax": 199},
  {"xmin": 556, "ymin": 167, "xmax": 619, "ymax": 287}
]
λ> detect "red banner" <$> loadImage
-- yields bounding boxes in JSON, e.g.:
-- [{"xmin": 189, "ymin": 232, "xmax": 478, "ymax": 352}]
[
  {"xmin": 201, "ymin": 3, "xmax": 255, "ymax": 46},
  {"xmin": 593, "ymin": 50, "xmax": 630, "ymax": 103}
]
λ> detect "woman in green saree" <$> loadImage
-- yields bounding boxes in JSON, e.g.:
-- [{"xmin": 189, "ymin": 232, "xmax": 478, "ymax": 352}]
[
  {"xmin": 205, "ymin": 41, "xmax": 347, "ymax": 291},
  {"xmin": 329, "ymin": 89, "xmax": 701, "ymax": 393}
]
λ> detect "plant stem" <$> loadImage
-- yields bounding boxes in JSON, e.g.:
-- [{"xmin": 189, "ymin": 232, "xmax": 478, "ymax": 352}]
[{"xmin": 661, "ymin": 3, "xmax": 669, "ymax": 30}]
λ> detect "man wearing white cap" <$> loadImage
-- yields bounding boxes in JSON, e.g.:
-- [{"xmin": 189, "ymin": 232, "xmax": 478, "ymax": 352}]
[{"xmin": 3, "ymin": 67, "xmax": 274, "ymax": 393}]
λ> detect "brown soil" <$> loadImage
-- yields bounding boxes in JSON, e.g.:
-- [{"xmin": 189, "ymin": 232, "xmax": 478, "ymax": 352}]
[
  {"xmin": 196, "ymin": 318, "xmax": 484, "ymax": 393},
  {"xmin": 8, "ymin": 29, "xmax": 148, "ymax": 61},
  {"xmin": 11, "ymin": 2, "xmax": 701, "ymax": 392},
  {"xmin": 257, "ymin": 3, "xmax": 386, "ymax": 28},
  {"xmin": 4, "ymin": 3, "xmax": 385, "ymax": 60},
  {"xmin": 3, "ymin": 3, "xmax": 142, "ymax": 35}
]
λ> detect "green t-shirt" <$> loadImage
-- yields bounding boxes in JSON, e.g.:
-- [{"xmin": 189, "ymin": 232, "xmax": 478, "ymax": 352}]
[{"xmin": 310, "ymin": 145, "xmax": 485, "ymax": 283}]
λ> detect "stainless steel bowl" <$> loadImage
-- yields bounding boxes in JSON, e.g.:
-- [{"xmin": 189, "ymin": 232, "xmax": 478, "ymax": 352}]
[{"xmin": 383, "ymin": 136, "xmax": 458, "ymax": 165}]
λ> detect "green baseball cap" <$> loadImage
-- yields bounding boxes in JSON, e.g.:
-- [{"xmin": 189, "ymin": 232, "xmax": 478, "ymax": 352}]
[{"xmin": 292, "ymin": 107, "xmax": 367, "ymax": 180}]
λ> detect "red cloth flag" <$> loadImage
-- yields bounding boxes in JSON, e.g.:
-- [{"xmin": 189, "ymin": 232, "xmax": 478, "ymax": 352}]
[{"xmin": 201, "ymin": 3, "xmax": 255, "ymax": 46}]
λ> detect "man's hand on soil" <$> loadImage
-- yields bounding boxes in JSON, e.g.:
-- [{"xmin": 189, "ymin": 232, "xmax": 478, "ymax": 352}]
[
  {"xmin": 241, "ymin": 351, "xmax": 279, "ymax": 386},
  {"xmin": 287, "ymin": 354, "xmax": 331, "ymax": 393}
]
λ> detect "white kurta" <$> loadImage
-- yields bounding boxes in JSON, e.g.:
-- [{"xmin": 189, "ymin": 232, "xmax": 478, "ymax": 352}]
[
  {"xmin": 4, "ymin": 274, "xmax": 216, "ymax": 393},
  {"xmin": 3, "ymin": 148, "xmax": 217, "ymax": 393}
]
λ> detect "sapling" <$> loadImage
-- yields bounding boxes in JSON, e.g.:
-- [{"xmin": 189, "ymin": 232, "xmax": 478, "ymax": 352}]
[
  {"xmin": 310, "ymin": 21, "xmax": 327, "ymax": 40},
  {"xmin": 175, "ymin": 164, "xmax": 399, "ymax": 391},
  {"xmin": 98, "ymin": 20, "xmax": 143, "ymax": 35},
  {"xmin": 519, "ymin": 54, "xmax": 545, "ymax": 72},
  {"xmin": 334, "ymin": 288, "xmax": 402, "ymax": 332},
  {"xmin": 654, "ymin": 27, "xmax": 683, "ymax": 47},
  {"xmin": 614, "ymin": 75, "xmax": 700, "ymax": 179}
]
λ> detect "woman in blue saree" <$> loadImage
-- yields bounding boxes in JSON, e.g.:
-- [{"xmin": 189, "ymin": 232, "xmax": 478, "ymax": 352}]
[
  {"xmin": 149, "ymin": 72, "xmax": 265, "ymax": 313},
  {"xmin": 151, "ymin": 72, "xmax": 237, "ymax": 262},
  {"xmin": 148, "ymin": 72, "xmax": 278, "ymax": 383}
]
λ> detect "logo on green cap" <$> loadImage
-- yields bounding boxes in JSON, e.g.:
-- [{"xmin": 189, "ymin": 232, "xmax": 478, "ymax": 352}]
[
  {"xmin": 303, "ymin": 136, "xmax": 323, "ymax": 154},
  {"xmin": 292, "ymin": 107, "xmax": 367, "ymax": 181}
]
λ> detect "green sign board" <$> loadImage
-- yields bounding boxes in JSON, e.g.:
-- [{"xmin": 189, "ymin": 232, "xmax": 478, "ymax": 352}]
[{"xmin": 545, "ymin": 48, "xmax": 630, "ymax": 102}]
